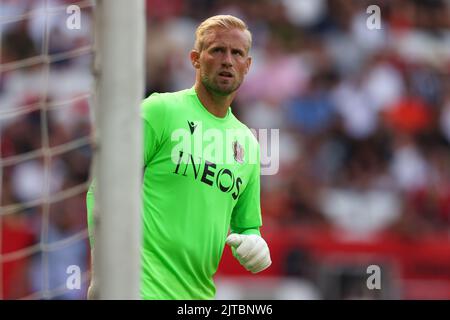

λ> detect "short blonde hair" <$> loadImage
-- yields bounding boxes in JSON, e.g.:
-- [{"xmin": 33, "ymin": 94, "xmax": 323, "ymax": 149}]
[{"xmin": 194, "ymin": 15, "xmax": 252, "ymax": 53}]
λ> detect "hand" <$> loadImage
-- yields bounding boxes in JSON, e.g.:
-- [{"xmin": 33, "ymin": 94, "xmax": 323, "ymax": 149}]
[{"xmin": 226, "ymin": 233, "xmax": 271, "ymax": 273}]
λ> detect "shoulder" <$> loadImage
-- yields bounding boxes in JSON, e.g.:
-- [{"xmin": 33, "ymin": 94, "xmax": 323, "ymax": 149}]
[
  {"xmin": 141, "ymin": 89, "xmax": 191, "ymax": 121},
  {"xmin": 142, "ymin": 89, "xmax": 191, "ymax": 109}
]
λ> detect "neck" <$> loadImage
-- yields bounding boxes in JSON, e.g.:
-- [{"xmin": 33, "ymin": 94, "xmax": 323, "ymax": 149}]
[{"xmin": 194, "ymin": 82, "xmax": 235, "ymax": 118}]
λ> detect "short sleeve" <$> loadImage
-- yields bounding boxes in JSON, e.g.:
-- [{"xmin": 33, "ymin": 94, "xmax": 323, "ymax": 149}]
[
  {"xmin": 230, "ymin": 143, "xmax": 262, "ymax": 231},
  {"xmin": 86, "ymin": 93, "xmax": 168, "ymax": 248},
  {"xmin": 141, "ymin": 93, "xmax": 168, "ymax": 166}
]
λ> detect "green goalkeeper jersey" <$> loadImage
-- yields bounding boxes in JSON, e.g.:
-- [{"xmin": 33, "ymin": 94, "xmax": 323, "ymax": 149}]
[{"xmin": 86, "ymin": 87, "xmax": 262, "ymax": 299}]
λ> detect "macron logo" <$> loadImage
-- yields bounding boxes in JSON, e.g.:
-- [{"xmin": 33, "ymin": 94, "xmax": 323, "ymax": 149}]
[{"xmin": 188, "ymin": 120, "xmax": 197, "ymax": 135}]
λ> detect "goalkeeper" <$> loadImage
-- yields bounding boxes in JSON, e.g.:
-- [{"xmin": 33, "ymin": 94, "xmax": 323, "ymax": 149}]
[{"xmin": 87, "ymin": 15, "xmax": 271, "ymax": 299}]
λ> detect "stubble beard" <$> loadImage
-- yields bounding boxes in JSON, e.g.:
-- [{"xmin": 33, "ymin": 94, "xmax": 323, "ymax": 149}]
[{"xmin": 201, "ymin": 74, "xmax": 241, "ymax": 97}]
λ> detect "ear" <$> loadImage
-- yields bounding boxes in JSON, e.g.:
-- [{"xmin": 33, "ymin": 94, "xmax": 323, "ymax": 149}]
[
  {"xmin": 190, "ymin": 50, "xmax": 200, "ymax": 69},
  {"xmin": 244, "ymin": 55, "xmax": 252, "ymax": 75}
]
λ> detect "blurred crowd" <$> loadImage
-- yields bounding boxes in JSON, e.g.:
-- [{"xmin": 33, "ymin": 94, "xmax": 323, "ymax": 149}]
[
  {"xmin": 1, "ymin": 0, "xmax": 450, "ymax": 299},
  {"xmin": 144, "ymin": 0, "xmax": 450, "ymax": 237}
]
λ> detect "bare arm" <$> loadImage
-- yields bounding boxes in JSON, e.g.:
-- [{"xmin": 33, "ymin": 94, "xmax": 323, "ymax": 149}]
[{"xmin": 87, "ymin": 249, "xmax": 98, "ymax": 300}]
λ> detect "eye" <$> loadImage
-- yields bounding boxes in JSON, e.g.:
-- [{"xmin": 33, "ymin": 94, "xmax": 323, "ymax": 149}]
[{"xmin": 232, "ymin": 49, "xmax": 244, "ymax": 56}]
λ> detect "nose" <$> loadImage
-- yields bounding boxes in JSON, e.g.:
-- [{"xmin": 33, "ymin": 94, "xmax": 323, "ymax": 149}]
[{"xmin": 222, "ymin": 51, "xmax": 233, "ymax": 68}]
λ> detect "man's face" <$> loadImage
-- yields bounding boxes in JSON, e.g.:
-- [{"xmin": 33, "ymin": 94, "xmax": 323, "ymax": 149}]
[{"xmin": 192, "ymin": 28, "xmax": 252, "ymax": 96}]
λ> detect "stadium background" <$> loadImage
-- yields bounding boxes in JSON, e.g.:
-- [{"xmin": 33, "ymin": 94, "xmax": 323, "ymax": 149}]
[{"xmin": 1, "ymin": 0, "xmax": 450, "ymax": 299}]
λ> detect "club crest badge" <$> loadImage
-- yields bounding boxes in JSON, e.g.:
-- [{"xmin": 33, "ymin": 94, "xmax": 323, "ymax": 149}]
[{"xmin": 232, "ymin": 141, "xmax": 244, "ymax": 164}]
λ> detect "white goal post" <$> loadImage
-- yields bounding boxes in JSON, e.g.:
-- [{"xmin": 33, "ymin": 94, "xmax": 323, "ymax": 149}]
[{"xmin": 92, "ymin": 0, "xmax": 145, "ymax": 299}]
